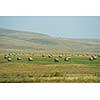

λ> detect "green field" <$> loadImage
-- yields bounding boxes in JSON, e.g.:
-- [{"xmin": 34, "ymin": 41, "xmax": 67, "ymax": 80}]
[{"xmin": 0, "ymin": 54, "xmax": 100, "ymax": 83}]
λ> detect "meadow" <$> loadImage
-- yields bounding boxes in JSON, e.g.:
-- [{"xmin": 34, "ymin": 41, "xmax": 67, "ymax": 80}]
[
  {"xmin": 0, "ymin": 54, "xmax": 100, "ymax": 83},
  {"xmin": 0, "ymin": 23, "xmax": 100, "ymax": 83}
]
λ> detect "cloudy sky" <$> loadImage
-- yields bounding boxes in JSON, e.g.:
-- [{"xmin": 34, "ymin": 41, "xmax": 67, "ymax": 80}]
[{"xmin": 0, "ymin": 16, "xmax": 100, "ymax": 39}]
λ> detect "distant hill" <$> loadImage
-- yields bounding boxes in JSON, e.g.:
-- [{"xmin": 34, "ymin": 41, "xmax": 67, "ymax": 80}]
[{"xmin": 0, "ymin": 28, "xmax": 100, "ymax": 54}]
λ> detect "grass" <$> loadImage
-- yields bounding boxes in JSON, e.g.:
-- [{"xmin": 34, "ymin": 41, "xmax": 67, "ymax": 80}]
[{"xmin": 0, "ymin": 54, "xmax": 100, "ymax": 82}]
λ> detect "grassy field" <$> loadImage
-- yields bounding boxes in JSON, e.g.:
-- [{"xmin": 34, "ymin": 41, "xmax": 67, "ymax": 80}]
[{"xmin": 0, "ymin": 54, "xmax": 100, "ymax": 83}]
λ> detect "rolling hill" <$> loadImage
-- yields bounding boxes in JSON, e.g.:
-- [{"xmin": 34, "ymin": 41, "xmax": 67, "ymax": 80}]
[{"xmin": 0, "ymin": 28, "xmax": 100, "ymax": 54}]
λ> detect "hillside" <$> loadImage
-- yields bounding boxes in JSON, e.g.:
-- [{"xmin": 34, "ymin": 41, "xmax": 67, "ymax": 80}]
[{"xmin": 0, "ymin": 28, "xmax": 100, "ymax": 54}]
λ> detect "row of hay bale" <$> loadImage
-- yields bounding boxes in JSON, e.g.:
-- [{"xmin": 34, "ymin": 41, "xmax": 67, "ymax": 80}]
[
  {"xmin": 54, "ymin": 57, "xmax": 71, "ymax": 62},
  {"xmin": 4, "ymin": 53, "xmax": 100, "ymax": 62},
  {"xmin": 42, "ymin": 54, "xmax": 52, "ymax": 58},
  {"xmin": 42, "ymin": 54, "xmax": 66, "ymax": 58},
  {"xmin": 42, "ymin": 54, "xmax": 71, "ymax": 62},
  {"xmin": 4, "ymin": 55, "xmax": 33, "ymax": 62},
  {"xmin": 4, "ymin": 55, "xmax": 12, "ymax": 61},
  {"xmin": 89, "ymin": 55, "xmax": 98, "ymax": 61}
]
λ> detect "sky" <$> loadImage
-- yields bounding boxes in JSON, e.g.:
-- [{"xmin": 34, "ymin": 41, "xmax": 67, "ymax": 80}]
[{"xmin": 0, "ymin": 16, "xmax": 100, "ymax": 39}]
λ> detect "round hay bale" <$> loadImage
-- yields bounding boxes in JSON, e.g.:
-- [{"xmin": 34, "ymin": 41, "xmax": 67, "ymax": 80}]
[
  {"xmin": 8, "ymin": 53, "xmax": 11, "ymax": 56},
  {"xmin": 97, "ymin": 54, "xmax": 100, "ymax": 57},
  {"xmin": 91, "ymin": 56, "xmax": 96, "ymax": 60},
  {"xmin": 17, "ymin": 57, "xmax": 22, "ymax": 60},
  {"xmin": 89, "ymin": 57, "xmax": 93, "ymax": 61},
  {"xmin": 64, "ymin": 57, "xmax": 69, "ymax": 61},
  {"xmin": 48, "ymin": 54, "xmax": 52, "ymax": 58},
  {"xmin": 4, "ymin": 55, "xmax": 8, "ymax": 59},
  {"xmin": 28, "ymin": 57, "xmax": 33, "ymax": 61},
  {"xmin": 59, "ymin": 55, "xmax": 63, "ymax": 58},
  {"xmin": 68, "ymin": 57, "xmax": 71, "ymax": 60},
  {"xmin": 94, "ymin": 54, "xmax": 97, "ymax": 56},
  {"xmin": 54, "ymin": 58, "xmax": 59, "ymax": 62},
  {"xmin": 42, "ymin": 55, "xmax": 45, "ymax": 57},
  {"xmin": 7, "ymin": 57, "xmax": 12, "ymax": 61}
]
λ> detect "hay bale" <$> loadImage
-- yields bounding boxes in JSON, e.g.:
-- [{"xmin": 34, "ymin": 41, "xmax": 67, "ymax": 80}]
[
  {"xmin": 28, "ymin": 57, "xmax": 33, "ymax": 61},
  {"xmin": 17, "ymin": 57, "xmax": 22, "ymax": 60},
  {"xmin": 64, "ymin": 57, "xmax": 69, "ymax": 61},
  {"xmin": 59, "ymin": 55, "xmax": 63, "ymax": 58},
  {"xmin": 89, "ymin": 57, "xmax": 93, "ymax": 61},
  {"xmin": 86, "ymin": 53, "xmax": 89, "ymax": 56},
  {"xmin": 97, "ymin": 54, "xmax": 100, "ymax": 57},
  {"xmin": 42, "ymin": 54, "xmax": 45, "ymax": 57},
  {"xmin": 54, "ymin": 58, "xmax": 59, "ymax": 62},
  {"xmin": 4, "ymin": 55, "xmax": 8, "ymax": 59},
  {"xmin": 91, "ymin": 55, "xmax": 96, "ymax": 60},
  {"xmin": 48, "ymin": 54, "xmax": 52, "ymax": 58},
  {"xmin": 8, "ymin": 53, "xmax": 11, "ymax": 56},
  {"xmin": 7, "ymin": 57, "xmax": 12, "ymax": 61},
  {"xmin": 68, "ymin": 57, "xmax": 71, "ymax": 60}
]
